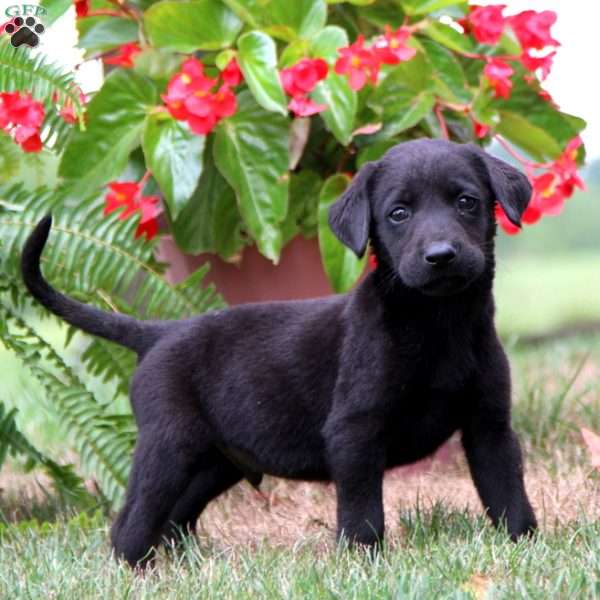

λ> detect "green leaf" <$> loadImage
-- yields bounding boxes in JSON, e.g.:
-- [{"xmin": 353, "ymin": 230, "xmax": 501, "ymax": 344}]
[
  {"xmin": 356, "ymin": 140, "xmax": 396, "ymax": 168},
  {"xmin": 40, "ymin": 0, "xmax": 72, "ymax": 25},
  {"xmin": 376, "ymin": 51, "xmax": 433, "ymax": 95},
  {"xmin": 370, "ymin": 53, "xmax": 435, "ymax": 139},
  {"xmin": 401, "ymin": 0, "xmax": 467, "ymax": 15},
  {"xmin": 423, "ymin": 22, "xmax": 475, "ymax": 54},
  {"xmin": 59, "ymin": 70, "xmax": 158, "ymax": 196},
  {"xmin": 77, "ymin": 17, "xmax": 139, "ymax": 53},
  {"xmin": 318, "ymin": 175, "xmax": 366, "ymax": 293},
  {"xmin": 213, "ymin": 91, "xmax": 289, "ymax": 262},
  {"xmin": 216, "ymin": 49, "xmax": 238, "ymax": 70},
  {"xmin": 237, "ymin": 31, "xmax": 288, "ymax": 116},
  {"xmin": 171, "ymin": 143, "xmax": 244, "ymax": 259},
  {"xmin": 381, "ymin": 91, "xmax": 435, "ymax": 139},
  {"xmin": 312, "ymin": 74, "xmax": 357, "ymax": 146},
  {"xmin": 327, "ymin": 0, "xmax": 375, "ymax": 4},
  {"xmin": 142, "ymin": 115, "xmax": 205, "ymax": 221},
  {"xmin": 0, "ymin": 134, "xmax": 21, "ymax": 182},
  {"xmin": 495, "ymin": 79, "xmax": 586, "ymax": 162},
  {"xmin": 359, "ymin": 1, "xmax": 406, "ymax": 28},
  {"xmin": 420, "ymin": 38, "xmax": 471, "ymax": 104},
  {"xmin": 496, "ymin": 112, "xmax": 560, "ymax": 162},
  {"xmin": 280, "ymin": 39, "xmax": 311, "ymax": 68},
  {"xmin": 471, "ymin": 91, "xmax": 500, "ymax": 127},
  {"xmin": 144, "ymin": 0, "xmax": 243, "ymax": 52},
  {"xmin": 222, "ymin": 0, "xmax": 325, "ymax": 41},
  {"xmin": 221, "ymin": 0, "xmax": 262, "ymax": 27},
  {"xmin": 266, "ymin": 0, "xmax": 327, "ymax": 41},
  {"xmin": 132, "ymin": 48, "xmax": 184, "ymax": 84},
  {"xmin": 281, "ymin": 170, "xmax": 323, "ymax": 243},
  {"xmin": 310, "ymin": 25, "xmax": 348, "ymax": 61}
]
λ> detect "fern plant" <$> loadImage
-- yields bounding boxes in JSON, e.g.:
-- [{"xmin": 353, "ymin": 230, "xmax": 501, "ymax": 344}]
[
  {"xmin": 0, "ymin": 400, "xmax": 93, "ymax": 509},
  {"xmin": 0, "ymin": 184, "xmax": 224, "ymax": 508}
]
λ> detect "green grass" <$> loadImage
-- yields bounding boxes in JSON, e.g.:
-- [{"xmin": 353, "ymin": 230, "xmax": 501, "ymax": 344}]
[
  {"xmin": 495, "ymin": 253, "xmax": 600, "ymax": 338},
  {"xmin": 0, "ymin": 508, "xmax": 598, "ymax": 599},
  {"xmin": 0, "ymin": 333, "xmax": 598, "ymax": 598},
  {"xmin": 1, "ymin": 251, "xmax": 600, "ymax": 599},
  {"xmin": 509, "ymin": 333, "xmax": 600, "ymax": 462}
]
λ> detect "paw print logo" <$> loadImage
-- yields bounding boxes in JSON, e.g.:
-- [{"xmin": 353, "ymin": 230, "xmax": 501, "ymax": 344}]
[{"xmin": 4, "ymin": 16, "xmax": 45, "ymax": 48}]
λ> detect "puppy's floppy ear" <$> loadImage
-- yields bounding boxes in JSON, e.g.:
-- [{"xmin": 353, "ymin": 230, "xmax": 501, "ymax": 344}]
[
  {"xmin": 328, "ymin": 161, "xmax": 378, "ymax": 257},
  {"xmin": 469, "ymin": 145, "xmax": 532, "ymax": 227}
]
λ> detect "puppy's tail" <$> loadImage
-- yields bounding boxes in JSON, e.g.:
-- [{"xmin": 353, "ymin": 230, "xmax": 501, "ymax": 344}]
[{"xmin": 21, "ymin": 215, "xmax": 163, "ymax": 355}]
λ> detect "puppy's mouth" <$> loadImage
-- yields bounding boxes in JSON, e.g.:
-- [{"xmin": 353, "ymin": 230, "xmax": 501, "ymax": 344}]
[{"xmin": 419, "ymin": 275, "xmax": 471, "ymax": 296}]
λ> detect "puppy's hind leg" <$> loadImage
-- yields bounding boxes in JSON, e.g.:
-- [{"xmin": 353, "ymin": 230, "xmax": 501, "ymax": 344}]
[
  {"xmin": 161, "ymin": 450, "xmax": 243, "ymax": 546},
  {"xmin": 110, "ymin": 423, "xmax": 213, "ymax": 568}
]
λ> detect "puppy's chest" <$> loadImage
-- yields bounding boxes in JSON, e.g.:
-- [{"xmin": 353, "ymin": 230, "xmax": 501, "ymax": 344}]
[{"xmin": 386, "ymin": 332, "xmax": 477, "ymax": 393}]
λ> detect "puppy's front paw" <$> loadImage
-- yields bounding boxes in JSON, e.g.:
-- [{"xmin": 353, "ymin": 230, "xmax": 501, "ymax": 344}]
[{"xmin": 508, "ymin": 512, "xmax": 537, "ymax": 541}]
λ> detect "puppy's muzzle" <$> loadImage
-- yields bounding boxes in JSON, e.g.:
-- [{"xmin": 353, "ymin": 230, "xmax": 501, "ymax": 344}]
[{"xmin": 424, "ymin": 241, "xmax": 457, "ymax": 267}]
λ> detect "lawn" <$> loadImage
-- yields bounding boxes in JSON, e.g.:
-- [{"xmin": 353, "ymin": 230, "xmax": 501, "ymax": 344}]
[{"xmin": 1, "ymin": 255, "xmax": 599, "ymax": 599}]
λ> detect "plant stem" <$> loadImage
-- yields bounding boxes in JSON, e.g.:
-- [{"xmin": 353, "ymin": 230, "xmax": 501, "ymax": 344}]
[{"xmin": 435, "ymin": 104, "xmax": 449, "ymax": 140}]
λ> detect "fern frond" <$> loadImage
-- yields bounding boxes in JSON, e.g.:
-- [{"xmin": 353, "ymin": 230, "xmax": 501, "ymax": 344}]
[
  {"xmin": 0, "ymin": 133, "xmax": 21, "ymax": 182},
  {"xmin": 0, "ymin": 400, "xmax": 93, "ymax": 506},
  {"xmin": 79, "ymin": 338, "xmax": 135, "ymax": 398},
  {"xmin": 0, "ymin": 297, "xmax": 135, "ymax": 505},
  {"xmin": 0, "ymin": 183, "xmax": 224, "ymax": 319},
  {"xmin": 0, "ymin": 181, "xmax": 223, "ymax": 391}
]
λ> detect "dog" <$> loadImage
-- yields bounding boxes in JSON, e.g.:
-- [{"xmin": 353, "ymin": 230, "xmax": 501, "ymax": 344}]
[{"xmin": 21, "ymin": 139, "xmax": 537, "ymax": 566}]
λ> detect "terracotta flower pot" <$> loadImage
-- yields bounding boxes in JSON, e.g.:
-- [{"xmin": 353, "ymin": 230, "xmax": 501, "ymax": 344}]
[{"xmin": 158, "ymin": 235, "xmax": 334, "ymax": 305}]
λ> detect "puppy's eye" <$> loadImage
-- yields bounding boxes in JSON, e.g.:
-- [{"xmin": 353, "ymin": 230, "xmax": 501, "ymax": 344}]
[
  {"xmin": 457, "ymin": 196, "xmax": 478, "ymax": 212},
  {"xmin": 388, "ymin": 206, "xmax": 411, "ymax": 223}
]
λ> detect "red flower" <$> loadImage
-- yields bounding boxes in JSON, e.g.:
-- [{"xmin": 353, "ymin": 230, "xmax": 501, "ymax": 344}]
[
  {"xmin": 104, "ymin": 182, "xmax": 140, "ymax": 219},
  {"xmin": 372, "ymin": 26, "xmax": 416, "ymax": 65},
  {"xmin": 163, "ymin": 64, "xmax": 216, "ymax": 121},
  {"xmin": 186, "ymin": 113, "xmax": 218, "ymax": 135},
  {"xmin": 473, "ymin": 120, "xmax": 490, "ymax": 139},
  {"xmin": 281, "ymin": 58, "xmax": 328, "ymax": 97},
  {"xmin": 554, "ymin": 137, "xmax": 585, "ymax": 191},
  {"xmin": 280, "ymin": 58, "xmax": 328, "ymax": 117},
  {"xmin": 484, "ymin": 58, "xmax": 513, "ymax": 99},
  {"xmin": 161, "ymin": 58, "xmax": 237, "ymax": 135},
  {"xmin": 57, "ymin": 90, "xmax": 88, "ymax": 124},
  {"xmin": 104, "ymin": 180, "xmax": 161, "ymax": 241},
  {"xmin": 520, "ymin": 50, "xmax": 555, "ymax": 79},
  {"xmin": 335, "ymin": 35, "xmax": 380, "ymax": 91},
  {"xmin": 221, "ymin": 57, "xmax": 243, "ymax": 87},
  {"xmin": 18, "ymin": 131, "xmax": 42, "ymax": 153},
  {"xmin": 468, "ymin": 4, "xmax": 506, "ymax": 45},
  {"xmin": 135, "ymin": 196, "xmax": 161, "ymax": 240},
  {"xmin": 212, "ymin": 84, "xmax": 237, "ymax": 119},
  {"xmin": 0, "ymin": 92, "xmax": 44, "ymax": 129},
  {"xmin": 532, "ymin": 172, "xmax": 566, "ymax": 216},
  {"xmin": 103, "ymin": 42, "xmax": 141, "ymax": 69},
  {"xmin": 538, "ymin": 89, "xmax": 555, "ymax": 105},
  {"xmin": 288, "ymin": 95, "xmax": 326, "ymax": 117},
  {"xmin": 497, "ymin": 137, "xmax": 585, "ymax": 234},
  {"xmin": 0, "ymin": 91, "xmax": 45, "ymax": 153},
  {"xmin": 509, "ymin": 10, "xmax": 559, "ymax": 51},
  {"xmin": 368, "ymin": 253, "xmax": 378, "ymax": 270},
  {"xmin": 74, "ymin": 0, "xmax": 89, "ymax": 18},
  {"xmin": 495, "ymin": 204, "xmax": 520, "ymax": 235}
]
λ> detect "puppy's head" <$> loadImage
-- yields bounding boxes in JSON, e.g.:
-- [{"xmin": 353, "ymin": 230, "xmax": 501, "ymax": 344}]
[{"xmin": 328, "ymin": 139, "xmax": 531, "ymax": 296}]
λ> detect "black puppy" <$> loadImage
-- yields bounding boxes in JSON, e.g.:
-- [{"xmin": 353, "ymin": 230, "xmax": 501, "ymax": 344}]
[{"xmin": 21, "ymin": 139, "xmax": 537, "ymax": 566}]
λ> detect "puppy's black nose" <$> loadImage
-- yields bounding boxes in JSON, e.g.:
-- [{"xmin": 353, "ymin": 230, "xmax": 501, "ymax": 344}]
[{"xmin": 424, "ymin": 242, "xmax": 457, "ymax": 266}]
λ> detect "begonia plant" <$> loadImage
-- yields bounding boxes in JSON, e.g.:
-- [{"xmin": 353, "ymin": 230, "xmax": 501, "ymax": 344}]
[{"xmin": 1, "ymin": 0, "xmax": 587, "ymax": 292}]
